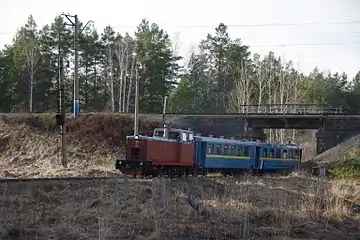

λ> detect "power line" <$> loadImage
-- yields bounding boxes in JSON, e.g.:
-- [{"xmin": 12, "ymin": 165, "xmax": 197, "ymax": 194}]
[
  {"xmin": 110, "ymin": 20, "xmax": 360, "ymax": 29},
  {"xmin": 0, "ymin": 31, "xmax": 15, "ymax": 36},
  {"xmin": 1, "ymin": 19, "xmax": 360, "ymax": 36},
  {"xmin": 253, "ymin": 41, "xmax": 360, "ymax": 48},
  {"xmin": 1, "ymin": 21, "xmax": 360, "ymax": 48},
  {"xmin": 1, "ymin": 31, "xmax": 360, "ymax": 48}
]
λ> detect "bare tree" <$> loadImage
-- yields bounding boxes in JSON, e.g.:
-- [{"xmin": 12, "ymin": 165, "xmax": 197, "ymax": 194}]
[
  {"xmin": 126, "ymin": 52, "xmax": 136, "ymax": 113},
  {"xmin": 266, "ymin": 60, "xmax": 276, "ymax": 141},
  {"xmin": 253, "ymin": 54, "xmax": 267, "ymax": 110},
  {"xmin": 228, "ymin": 61, "xmax": 254, "ymax": 113},
  {"xmin": 107, "ymin": 46, "xmax": 115, "ymax": 112},
  {"xmin": 122, "ymin": 40, "xmax": 130, "ymax": 113},
  {"xmin": 172, "ymin": 31, "xmax": 180, "ymax": 58},
  {"xmin": 24, "ymin": 36, "xmax": 40, "ymax": 113},
  {"xmin": 115, "ymin": 40, "xmax": 125, "ymax": 113},
  {"xmin": 16, "ymin": 16, "xmax": 40, "ymax": 113}
]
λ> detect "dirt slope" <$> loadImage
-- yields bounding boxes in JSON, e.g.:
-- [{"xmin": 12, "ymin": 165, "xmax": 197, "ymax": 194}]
[
  {"xmin": 309, "ymin": 134, "xmax": 360, "ymax": 167},
  {"xmin": 0, "ymin": 114, "xmax": 161, "ymax": 178}
]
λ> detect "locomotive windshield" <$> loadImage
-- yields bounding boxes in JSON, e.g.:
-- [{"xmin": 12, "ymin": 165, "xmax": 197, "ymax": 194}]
[
  {"xmin": 153, "ymin": 129, "xmax": 164, "ymax": 137},
  {"xmin": 153, "ymin": 128, "xmax": 194, "ymax": 142}
]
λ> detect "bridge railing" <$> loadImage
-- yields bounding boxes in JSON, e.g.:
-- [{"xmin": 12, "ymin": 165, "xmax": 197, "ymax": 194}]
[{"xmin": 235, "ymin": 104, "xmax": 344, "ymax": 115}]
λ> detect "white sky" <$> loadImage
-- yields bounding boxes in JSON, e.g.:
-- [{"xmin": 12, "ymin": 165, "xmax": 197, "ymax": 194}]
[{"xmin": 1, "ymin": 0, "xmax": 360, "ymax": 78}]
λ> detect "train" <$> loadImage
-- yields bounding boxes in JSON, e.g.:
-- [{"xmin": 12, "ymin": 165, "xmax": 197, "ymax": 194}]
[{"xmin": 115, "ymin": 126, "xmax": 302, "ymax": 177}]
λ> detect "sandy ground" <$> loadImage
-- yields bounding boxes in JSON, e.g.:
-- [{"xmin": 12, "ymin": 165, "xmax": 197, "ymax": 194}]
[{"xmin": 0, "ymin": 173, "xmax": 359, "ymax": 240}]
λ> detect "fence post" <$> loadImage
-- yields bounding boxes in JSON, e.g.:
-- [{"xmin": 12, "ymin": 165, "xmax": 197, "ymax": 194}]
[{"xmin": 318, "ymin": 166, "xmax": 327, "ymax": 179}]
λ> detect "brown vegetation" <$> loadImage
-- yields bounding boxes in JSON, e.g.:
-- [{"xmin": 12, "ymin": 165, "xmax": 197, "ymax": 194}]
[
  {"xmin": 1, "ymin": 115, "xmax": 360, "ymax": 239},
  {"xmin": 0, "ymin": 173, "xmax": 359, "ymax": 239},
  {"xmin": 0, "ymin": 114, "xmax": 161, "ymax": 178}
]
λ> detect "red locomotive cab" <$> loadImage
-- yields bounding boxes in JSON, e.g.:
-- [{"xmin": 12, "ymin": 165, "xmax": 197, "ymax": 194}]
[
  {"xmin": 149, "ymin": 127, "xmax": 195, "ymax": 166},
  {"xmin": 115, "ymin": 126, "xmax": 196, "ymax": 176}
]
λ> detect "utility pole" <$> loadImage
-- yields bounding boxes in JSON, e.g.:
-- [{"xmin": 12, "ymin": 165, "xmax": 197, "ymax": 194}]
[
  {"xmin": 74, "ymin": 15, "xmax": 79, "ymax": 117},
  {"xmin": 56, "ymin": 29, "xmax": 67, "ymax": 168},
  {"xmin": 59, "ymin": 55, "xmax": 68, "ymax": 168},
  {"xmin": 62, "ymin": 13, "xmax": 92, "ymax": 118}
]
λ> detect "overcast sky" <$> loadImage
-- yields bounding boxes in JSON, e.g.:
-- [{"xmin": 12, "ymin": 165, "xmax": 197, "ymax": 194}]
[{"xmin": 1, "ymin": 0, "xmax": 359, "ymax": 78}]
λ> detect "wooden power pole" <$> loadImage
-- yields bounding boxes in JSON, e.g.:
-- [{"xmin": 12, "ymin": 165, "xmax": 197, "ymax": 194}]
[
  {"xmin": 56, "ymin": 29, "xmax": 68, "ymax": 168},
  {"xmin": 59, "ymin": 55, "xmax": 68, "ymax": 168}
]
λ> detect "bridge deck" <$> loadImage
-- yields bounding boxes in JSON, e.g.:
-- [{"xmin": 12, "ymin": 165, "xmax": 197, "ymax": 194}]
[{"xmin": 2, "ymin": 112, "xmax": 360, "ymax": 119}]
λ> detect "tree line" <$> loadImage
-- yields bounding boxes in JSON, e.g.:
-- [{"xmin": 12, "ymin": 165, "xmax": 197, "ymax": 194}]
[{"xmin": 1, "ymin": 15, "xmax": 360, "ymax": 116}]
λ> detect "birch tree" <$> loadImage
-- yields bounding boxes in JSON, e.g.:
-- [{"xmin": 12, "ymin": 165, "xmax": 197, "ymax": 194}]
[
  {"xmin": 14, "ymin": 15, "xmax": 40, "ymax": 113},
  {"xmin": 24, "ymin": 34, "xmax": 40, "ymax": 113},
  {"xmin": 253, "ymin": 53, "xmax": 267, "ymax": 110},
  {"xmin": 126, "ymin": 51, "xmax": 136, "ymax": 113},
  {"xmin": 101, "ymin": 26, "xmax": 116, "ymax": 112},
  {"xmin": 108, "ymin": 46, "xmax": 115, "ymax": 112},
  {"xmin": 228, "ymin": 61, "xmax": 254, "ymax": 112}
]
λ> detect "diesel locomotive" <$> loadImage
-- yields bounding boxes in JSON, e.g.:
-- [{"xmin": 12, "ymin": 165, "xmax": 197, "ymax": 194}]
[{"xmin": 115, "ymin": 126, "xmax": 302, "ymax": 177}]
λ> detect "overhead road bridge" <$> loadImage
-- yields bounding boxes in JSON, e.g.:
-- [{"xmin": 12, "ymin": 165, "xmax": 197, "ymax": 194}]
[{"xmin": 2, "ymin": 104, "xmax": 360, "ymax": 154}]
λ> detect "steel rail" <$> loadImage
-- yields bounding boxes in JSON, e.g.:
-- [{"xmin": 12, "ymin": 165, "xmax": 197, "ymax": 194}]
[{"xmin": 0, "ymin": 176, "xmax": 120, "ymax": 183}]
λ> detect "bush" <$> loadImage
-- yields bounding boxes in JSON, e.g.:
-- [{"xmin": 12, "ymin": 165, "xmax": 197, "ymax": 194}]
[{"xmin": 328, "ymin": 156, "xmax": 360, "ymax": 180}]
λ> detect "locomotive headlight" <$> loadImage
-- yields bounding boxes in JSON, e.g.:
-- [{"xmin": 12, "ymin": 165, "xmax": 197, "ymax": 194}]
[
  {"xmin": 140, "ymin": 162, "xmax": 143, "ymax": 166},
  {"xmin": 134, "ymin": 135, "xmax": 139, "ymax": 140}
]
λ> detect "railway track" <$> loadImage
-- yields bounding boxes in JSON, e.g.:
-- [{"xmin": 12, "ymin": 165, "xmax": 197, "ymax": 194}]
[
  {"xmin": 0, "ymin": 176, "xmax": 120, "ymax": 183},
  {"xmin": 0, "ymin": 174, "xmax": 201, "ymax": 183}
]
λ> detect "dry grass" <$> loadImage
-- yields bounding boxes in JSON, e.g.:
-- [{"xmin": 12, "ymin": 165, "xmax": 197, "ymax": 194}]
[
  {"xmin": 0, "ymin": 173, "xmax": 359, "ymax": 240},
  {"xmin": 1, "ymin": 115, "xmax": 360, "ymax": 239},
  {"xmin": 0, "ymin": 115, "xmax": 160, "ymax": 178}
]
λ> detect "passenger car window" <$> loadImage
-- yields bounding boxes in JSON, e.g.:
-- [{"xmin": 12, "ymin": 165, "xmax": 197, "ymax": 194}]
[
  {"xmin": 244, "ymin": 146, "xmax": 249, "ymax": 156},
  {"xmin": 288, "ymin": 150, "xmax": 294, "ymax": 159},
  {"xmin": 215, "ymin": 145, "xmax": 221, "ymax": 154},
  {"xmin": 262, "ymin": 149, "xmax": 267, "ymax": 157},
  {"xmin": 230, "ymin": 146, "xmax": 235, "ymax": 155},
  {"xmin": 270, "ymin": 149, "xmax": 274, "ymax": 158},
  {"xmin": 208, "ymin": 144, "xmax": 214, "ymax": 154},
  {"xmin": 224, "ymin": 145, "xmax": 229, "ymax": 155},
  {"xmin": 282, "ymin": 150, "xmax": 287, "ymax": 159},
  {"xmin": 237, "ymin": 147, "xmax": 242, "ymax": 156},
  {"xmin": 294, "ymin": 150, "xmax": 300, "ymax": 159}
]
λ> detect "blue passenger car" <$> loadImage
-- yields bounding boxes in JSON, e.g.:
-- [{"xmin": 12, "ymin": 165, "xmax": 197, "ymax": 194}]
[
  {"xmin": 193, "ymin": 136, "xmax": 261, "ymax": 171},
  {"xmin": 258, "ymin": 143, "xmax": 302, "ymax": 171}
]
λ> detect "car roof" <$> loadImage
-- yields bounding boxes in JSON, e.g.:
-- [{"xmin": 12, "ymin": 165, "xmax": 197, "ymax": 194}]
[
  {"xmin": 126, "ymin": 135, "xmax": 178, "ymax": 142},
  {"xmin": 194, "ymin": 136, "xmax": 260, "ymax": 146},
  {"xmin": 153, "ymin": 127, "xmax": 194, "ymax": 134}
]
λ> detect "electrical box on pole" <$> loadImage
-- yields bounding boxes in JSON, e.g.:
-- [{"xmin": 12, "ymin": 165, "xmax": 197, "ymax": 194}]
[{"xmin": 62, "ymin": 13, "xmax": 92, "ymax": 118}]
